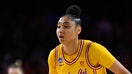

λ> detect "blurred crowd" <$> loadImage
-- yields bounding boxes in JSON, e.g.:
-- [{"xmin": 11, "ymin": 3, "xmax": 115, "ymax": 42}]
[{"xmin": 0, "ymin": 15, "xmax": 131, "ymax": 74}]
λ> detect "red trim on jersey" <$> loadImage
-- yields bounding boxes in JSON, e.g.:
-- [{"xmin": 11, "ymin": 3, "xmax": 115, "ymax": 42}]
[
  {"xmin": 86, "ymin": 41, "xmax": 102, "ymax": 70},
  {"xmin": 93, "ymin": 69, "xmax": 97, "ymax": 74},
  {"xmin": 62, "ymin": 40, "xmax": 84, "ymax": 65},
  {"xmin": 55, "ymin": 46, "xmax": 58, "ymax": 68}
]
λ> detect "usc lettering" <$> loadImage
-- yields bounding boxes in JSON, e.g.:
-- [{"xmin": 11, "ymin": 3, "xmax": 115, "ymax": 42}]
[
  {"xmin": 78, "ymin": 68, "xmax": 87, "ymax": 74},
  {"xmin": 68, "ymin": 68, "xmax": 87, "ymax": 74}
]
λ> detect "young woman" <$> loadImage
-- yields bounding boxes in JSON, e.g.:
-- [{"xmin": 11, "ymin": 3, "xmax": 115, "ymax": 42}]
[{"xmin": 48, "ymin": 5, "xmax": 131, "ymax": 74}]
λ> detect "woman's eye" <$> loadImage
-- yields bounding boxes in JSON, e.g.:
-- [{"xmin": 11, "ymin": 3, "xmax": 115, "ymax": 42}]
[
  {"xmin": 57, "ymin": 26, "xmax": 60, "ymax": 28},
  {"xmin": 64, "ymin": 26, "xmax": 69, "ymax": 28}
]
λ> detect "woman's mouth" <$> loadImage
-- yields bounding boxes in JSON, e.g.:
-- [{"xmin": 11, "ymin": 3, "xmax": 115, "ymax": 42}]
[{"xmin": 59, "ymin": 36, "xmax": 64, "ymax": 39}]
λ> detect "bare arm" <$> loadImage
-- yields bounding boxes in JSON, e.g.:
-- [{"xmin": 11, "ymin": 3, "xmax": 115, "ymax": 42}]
[{"xmin": 108, "ymin": 59, "xmax": 131, "ymax": 74}]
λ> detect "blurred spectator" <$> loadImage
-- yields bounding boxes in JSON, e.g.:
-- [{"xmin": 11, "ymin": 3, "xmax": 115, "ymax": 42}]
[{"xmin": 8, "ymin": 59, "xmax": 24, "ymax": 74}]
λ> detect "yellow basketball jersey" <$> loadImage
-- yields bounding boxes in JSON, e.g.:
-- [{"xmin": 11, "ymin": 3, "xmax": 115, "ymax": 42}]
[{"xmin": 48, "ymin": 40, "xmax": 115, "ymax": 74}]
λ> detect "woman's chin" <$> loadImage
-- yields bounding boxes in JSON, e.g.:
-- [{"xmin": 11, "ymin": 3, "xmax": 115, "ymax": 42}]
[{"xmin": 59, "ymin": 39, "xmax": 65, "ymax": 43}]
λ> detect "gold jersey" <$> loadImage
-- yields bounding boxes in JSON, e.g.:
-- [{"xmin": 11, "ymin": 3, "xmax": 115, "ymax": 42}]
[{"xmin": 48, "ymin": 40, "xmax": 115, "ymax": 74}]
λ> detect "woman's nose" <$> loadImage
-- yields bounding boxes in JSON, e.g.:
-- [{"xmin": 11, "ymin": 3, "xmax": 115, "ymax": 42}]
[{"xmin": 58, "ymin": 27, "xmax": 64, "ymax": 33}]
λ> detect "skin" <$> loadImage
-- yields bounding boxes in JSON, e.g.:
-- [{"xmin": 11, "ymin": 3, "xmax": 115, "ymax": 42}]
[
  {"xmin": 56, "ymin": 16, "xmax": 131, "ymax": 74},
  {"xmin": 56, "ymin": 16, "xmax": 81, "ymax": 55},
  {"xmin": 8, "ymin": 68, "xmax": 23, "ymax": 74},
  {"xmin": 109, "ymin": 59, "xmax": 131, "ymax": 74}
]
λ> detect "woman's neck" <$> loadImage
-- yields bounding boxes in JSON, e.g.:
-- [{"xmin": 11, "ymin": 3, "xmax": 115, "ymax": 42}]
[{"xmin": 62, "ymin": 39, "xmax": 79, "ymax": 56}]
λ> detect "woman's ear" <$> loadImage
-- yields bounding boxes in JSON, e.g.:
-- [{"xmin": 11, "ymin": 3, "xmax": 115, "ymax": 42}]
[{"xmin": 77, "ymin": 26, "xmax": 81, "ymax": 34}]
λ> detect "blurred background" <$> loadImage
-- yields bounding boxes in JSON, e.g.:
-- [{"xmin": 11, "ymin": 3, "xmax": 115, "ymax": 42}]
[{"xmin": 0, "ymin": 0, "xmax": 132, "ymax": 74}]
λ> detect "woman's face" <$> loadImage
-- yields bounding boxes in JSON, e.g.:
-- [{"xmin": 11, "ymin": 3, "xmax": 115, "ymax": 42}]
[{"xmin": 56, "ymin": 16, "xmax": 81, "ymax": 44}]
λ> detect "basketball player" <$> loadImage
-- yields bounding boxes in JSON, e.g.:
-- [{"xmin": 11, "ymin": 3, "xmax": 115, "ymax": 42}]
[
  {"xmin": 48, "ymin": 5, "xmax": 131, "ymax": 74},
  {"xmin": 8, "ymin": 60, "xmax": 24, "ymax": 74}
]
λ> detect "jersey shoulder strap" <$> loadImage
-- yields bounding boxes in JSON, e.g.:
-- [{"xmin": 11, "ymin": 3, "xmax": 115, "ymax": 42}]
[
  {"xmin": 86, "ymin": 41, "xmax": 102, "ymax": 70},
  {"xmin": 55, "ymin": 46, "xmax": 59, "ymax": 68}
]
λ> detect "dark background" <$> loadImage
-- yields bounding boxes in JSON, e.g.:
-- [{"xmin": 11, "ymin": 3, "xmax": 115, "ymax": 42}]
[{"xmin": 0, "ymin": 0, "xmax": 132, "ymax": 74}]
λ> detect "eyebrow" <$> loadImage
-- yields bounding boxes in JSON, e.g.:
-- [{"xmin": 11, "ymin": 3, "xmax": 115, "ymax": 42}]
[
  {"xmin": 58, "ymin": 21, "xmax": 70, "ymax": 24},
  {"xmin": 63, "ymin": 21, "xmax": 70, "ymax": 23}
]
